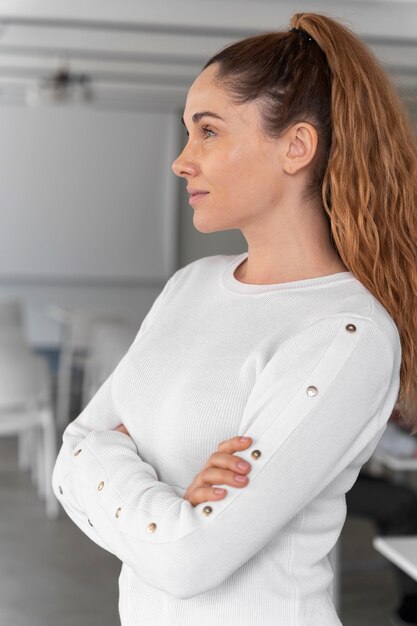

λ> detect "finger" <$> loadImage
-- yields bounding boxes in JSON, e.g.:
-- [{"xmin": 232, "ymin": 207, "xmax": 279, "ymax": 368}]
[
  {"xmin": 117, "ymin": 425, "xmax": 130, "ymax": 436},
  {"xmin": 202, "ymin": 451, "xmax": 252, "ymax": 476},
  {"xmin": 217, "ymin": 436, "xmax": 252, "ymax": 453},
  {"xmin": 185, "ymin": 486, "xmax": 228, "ymax": 507},
  {"xmin": 200, "ymin": 467, "xmax": 250, "ymax": 488}
]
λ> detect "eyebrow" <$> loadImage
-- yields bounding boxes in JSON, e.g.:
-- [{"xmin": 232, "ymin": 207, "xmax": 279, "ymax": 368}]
[{"xmin": 181, "ymin": 111, "xmax": 225, "ymax": 127}]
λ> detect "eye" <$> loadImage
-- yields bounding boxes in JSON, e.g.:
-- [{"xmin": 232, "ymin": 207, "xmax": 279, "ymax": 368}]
[{"xmin": 200, "ymin": 125, "xmax": 216, "ymax": 138}]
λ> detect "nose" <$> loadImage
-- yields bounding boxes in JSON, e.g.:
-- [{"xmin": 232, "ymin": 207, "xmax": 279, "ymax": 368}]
[{"xmin": 172, "ymin": 143, "xmax": 199, "ymax": 179}]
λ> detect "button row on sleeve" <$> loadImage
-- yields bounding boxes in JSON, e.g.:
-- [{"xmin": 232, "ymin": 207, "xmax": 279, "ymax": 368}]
[
  {"xmin": 94, "ymin": 480, "xmax": 124, "ymax": 521},
  {"xmin": 197, "ymin": 323, "xmax": 358, "ymax": 520},
  {"xmin": 70, "ymin": 447, "xmax": 123, "ymax": 530},
  {"xmin": 305, "ymin": 324, "xmax": 356, "ymax": 397}
]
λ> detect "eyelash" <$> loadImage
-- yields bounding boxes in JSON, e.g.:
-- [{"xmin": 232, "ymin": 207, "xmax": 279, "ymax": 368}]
[{"xmin": 185, "ymin": 126, "xmax": 216, "ymax": 139}]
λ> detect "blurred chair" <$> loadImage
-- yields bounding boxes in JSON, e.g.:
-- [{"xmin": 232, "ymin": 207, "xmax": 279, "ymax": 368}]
[
  {"xmin": 46, "ymin": 305, "xmax": 75, "ymax": 430},
  {"xmin": 0, "ymin": 298, "xmax": 32, "ymax": 470},
  {"xmin": 0, "ymin": 300, "xmax": 58, "ymax": 519},
  {"xmin": 47, "ymin": 305, "xmax": 137, "ymax": 426},
  {"xmin": 81, "ymin": 318, "xmax": 137, "ymax": 405},
  {"xmin": 0, "ymin": 297, "xmax": 28, "ymax": 349}
]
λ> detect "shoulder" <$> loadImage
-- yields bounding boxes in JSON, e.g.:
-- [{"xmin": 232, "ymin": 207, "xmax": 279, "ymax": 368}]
[
  {"xmin": 280, "ymin": 279, "xmax": 402, "ymax": 380},
  {"xmin": 302, "ymin": 307, "xmax": 402, "ymax": 386},
  {"xmin": 342, "ymin": 285, "xmax": 401, "ymax": 365},
  {"xmin": 368, "ymin": 294, "xmax": 402, "ymax": 359},
  {"xmin": 311, "ymin": 274, "xmax": 402, "ymax": 364}
]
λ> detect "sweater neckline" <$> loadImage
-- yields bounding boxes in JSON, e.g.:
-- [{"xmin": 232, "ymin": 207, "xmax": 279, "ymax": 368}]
[{"xmin": 221, "ymin": 252, "xmax": 356, "ymax": 294}]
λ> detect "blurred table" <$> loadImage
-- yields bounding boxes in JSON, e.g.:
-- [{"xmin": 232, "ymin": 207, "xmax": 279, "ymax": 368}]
[
  {"xmin": 373, "ymin": 536, "xmax": 417, "ymax": 582},
  {"xmin": 372, "ymin": 448, "xmax": 417, "ymax": 471},
  {"xmin": 371, "ymin": 447, "xmax": 417, "ymax": 484}
]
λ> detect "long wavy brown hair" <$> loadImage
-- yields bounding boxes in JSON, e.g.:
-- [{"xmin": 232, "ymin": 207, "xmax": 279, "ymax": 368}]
[{"xmin": 203, "ymin": 12, "xmax": 417, "ymax": 432}]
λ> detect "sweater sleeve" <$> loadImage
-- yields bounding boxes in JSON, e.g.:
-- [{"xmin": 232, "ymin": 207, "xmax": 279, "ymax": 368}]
[
  {"xmin": 52, "ymin": 313, "xmax": 400, "ymax": 599},
  {"xmin": 51, "ymin": 269, "xmax": 182, "ymax": 550}
]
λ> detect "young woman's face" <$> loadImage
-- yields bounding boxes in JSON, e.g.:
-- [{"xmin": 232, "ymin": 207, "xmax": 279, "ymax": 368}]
[{"xmin": 172, "ymin": 64, "xmax": 287, "ymax": 233}]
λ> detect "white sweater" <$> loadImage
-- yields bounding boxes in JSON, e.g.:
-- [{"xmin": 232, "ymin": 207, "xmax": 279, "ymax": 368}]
[{"xmin": 52, "ymin": 252, "xmax": 402, "ymax": 626}]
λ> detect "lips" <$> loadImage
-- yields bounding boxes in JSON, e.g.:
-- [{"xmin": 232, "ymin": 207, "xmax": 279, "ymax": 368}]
[
  {"xmin": 187, "ymin": 188, "xmax": 209, "ymax": 198},
  {"xmin": 187, "ymin": 188, "xmax": 209, "ymax": 206}
]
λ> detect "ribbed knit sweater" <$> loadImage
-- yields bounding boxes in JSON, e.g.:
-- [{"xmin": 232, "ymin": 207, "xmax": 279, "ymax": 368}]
[{"xmin": 52, "ymin": 252, "xmax": 402, "ymax": 626}]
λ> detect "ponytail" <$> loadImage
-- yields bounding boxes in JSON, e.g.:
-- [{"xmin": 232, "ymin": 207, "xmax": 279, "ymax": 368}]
[
  {"xmin": 204, "ymin": 12, "xmax": 417, "ymax": 432},
  {"xmin": 292, "ymin": 13, "xmax": 417, "ymax": 432}
]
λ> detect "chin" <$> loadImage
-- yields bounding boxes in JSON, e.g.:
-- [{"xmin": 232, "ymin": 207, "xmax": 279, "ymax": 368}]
[{"xmin": 192, "ymin": 215, "xmax": 236, "ymax": 234}]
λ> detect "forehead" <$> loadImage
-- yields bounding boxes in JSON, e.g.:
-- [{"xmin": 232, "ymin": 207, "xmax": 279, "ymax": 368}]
[
  {"xmin": 183, "ymin": 64, "xmax": 265, "ymax": 133},
  {"xmin": 183, "ymin": 65, "xmax": 230, "ymax": 115}
]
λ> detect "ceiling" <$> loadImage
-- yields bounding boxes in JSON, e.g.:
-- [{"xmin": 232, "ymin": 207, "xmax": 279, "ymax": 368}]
[{"xmin": 0, "ymin": 0, "xmax": 415, "ymax": 121}]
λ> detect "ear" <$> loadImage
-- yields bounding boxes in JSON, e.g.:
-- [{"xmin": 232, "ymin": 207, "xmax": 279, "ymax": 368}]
[{"xmin": 282, "ymin": 122, "xmax": 318, "ymax": 174}]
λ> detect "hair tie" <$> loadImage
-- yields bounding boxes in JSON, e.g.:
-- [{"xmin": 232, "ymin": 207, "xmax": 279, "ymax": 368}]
[{"xmin": 289, "ymin": 27, "xmax": 314, "ymax": 43}]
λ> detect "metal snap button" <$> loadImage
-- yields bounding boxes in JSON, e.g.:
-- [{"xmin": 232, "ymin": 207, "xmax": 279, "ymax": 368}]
[
  {"xmin": 202, "ymin": 506, "xmax": 213, "ymax": 516},
  {"xmin": 346, "ymin": 323, "xmax": 357, "ymax": 333}
]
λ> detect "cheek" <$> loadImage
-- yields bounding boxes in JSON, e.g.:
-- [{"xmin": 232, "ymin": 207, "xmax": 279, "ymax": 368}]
[
  {"xmin": 208, "ymin": 146, "xmax": 258, "ymax": 195},
  {"xmin": 222, "ymin": 156, "xmax": 276, "ymax": 207}
]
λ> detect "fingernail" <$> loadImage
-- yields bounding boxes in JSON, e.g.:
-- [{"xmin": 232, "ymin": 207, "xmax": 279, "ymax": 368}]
[
  {"xmin": 240, "ymin": 437, "xmax": 251, "ymax": 442},
  {"xmin": 235, "ymin": 474, "xmax": 247, "ymax": 483},
  {"xmin": 214, "ymin": 488, "xmax": 225, "ymax": 494}
]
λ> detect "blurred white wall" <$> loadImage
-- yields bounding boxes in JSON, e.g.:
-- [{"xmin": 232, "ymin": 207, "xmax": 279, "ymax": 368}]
[
  {"xmin": 0, "ymin": 0, "xmax": 414, "ymax": 348},
  {"xmin": 0, "ymin": 105, "xmax": 180, "ymax": 347}
]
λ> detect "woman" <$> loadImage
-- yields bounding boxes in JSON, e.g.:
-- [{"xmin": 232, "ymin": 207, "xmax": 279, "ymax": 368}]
[{"xmin": 52, "ymin": 12, "xmax": 417, "ymax": 626}]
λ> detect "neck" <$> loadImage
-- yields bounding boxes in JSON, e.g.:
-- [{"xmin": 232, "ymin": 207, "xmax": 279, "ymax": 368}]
[{"xmin": 235, "ymin": 210, "xmax": 349, "ymax": 285}]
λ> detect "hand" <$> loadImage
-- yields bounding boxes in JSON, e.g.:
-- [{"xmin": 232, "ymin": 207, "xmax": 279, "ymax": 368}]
[
  {"xmin": 112, "ymin": 423, "xmax": 131, "ymax": 437},
  {"xmin": 183, "ymin": 436, "xmax": 253, "ymax": 507}
]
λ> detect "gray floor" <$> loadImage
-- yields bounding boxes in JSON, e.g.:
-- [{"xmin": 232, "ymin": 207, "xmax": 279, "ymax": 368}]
[{"xmin": 0, "ymin": 433, "xmax": 409, "ymax": 626}]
